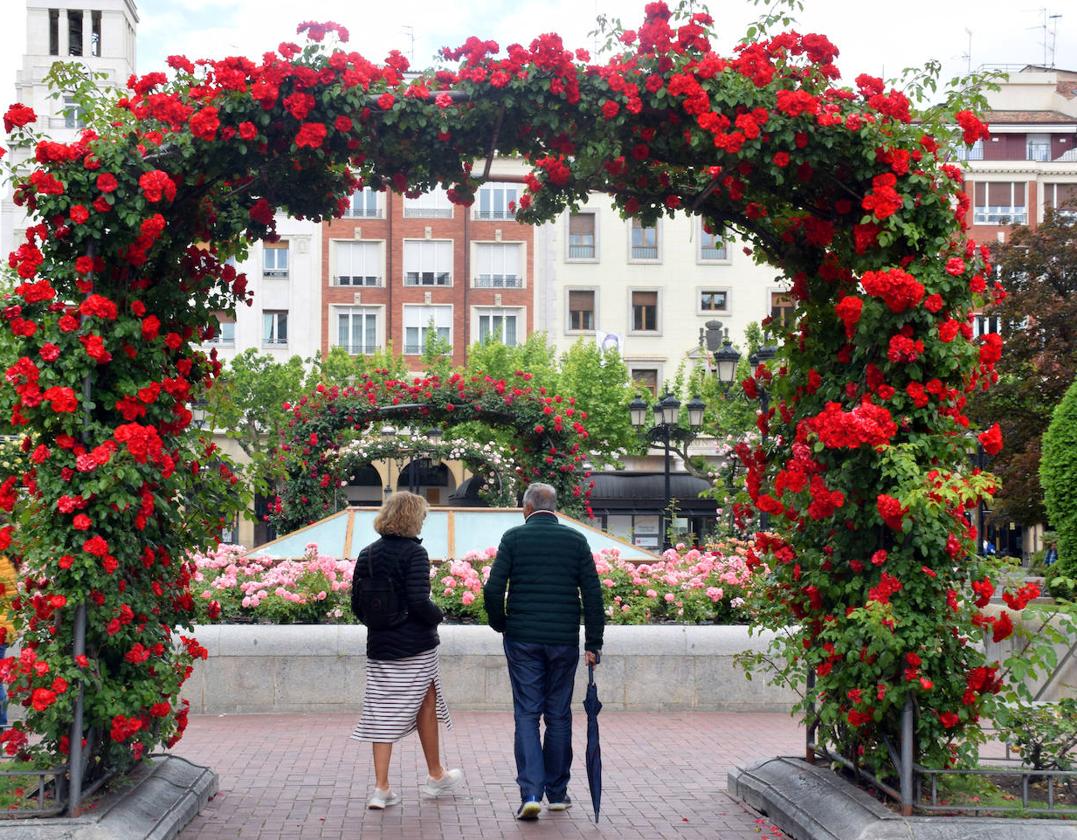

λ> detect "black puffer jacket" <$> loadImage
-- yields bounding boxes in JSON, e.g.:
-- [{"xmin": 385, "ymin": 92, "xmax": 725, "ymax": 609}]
[{"xmin": 351, "ymin": 535, "xmax": 444, "ymax": 661}]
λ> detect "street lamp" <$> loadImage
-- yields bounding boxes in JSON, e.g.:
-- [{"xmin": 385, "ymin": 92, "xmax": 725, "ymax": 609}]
[
  {"xmin": 630, "ymin": 391, "xmax": 705, "ymax": 550},
  {"xmin": 704, "ymin": 321, "xmax": 742, "ymax": 388}
]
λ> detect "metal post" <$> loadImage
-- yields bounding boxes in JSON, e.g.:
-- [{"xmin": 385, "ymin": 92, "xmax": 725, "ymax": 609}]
[
  {"xmin": 67, "ymin": 602, "xmax": 87, "ymax": 816},
  {"xmin": 758, "ymin": 388, "xmax": 770, "ymax": 531},
  {"xmin": 900, "ymin": 695, "xmax": 915, "ymax": 816},
  {"xmin": 976, "ymin": 442, "xmax": 986, "ymax": 552},
  {"xmin": 805, "ymin": 667, "xmax": 816, "ymax": 763},
  {"xmin": 662, "ymin": 424, "xmax": 672, "ymax": 551}
]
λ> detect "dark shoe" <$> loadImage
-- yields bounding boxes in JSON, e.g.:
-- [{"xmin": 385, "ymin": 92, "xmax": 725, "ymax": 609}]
[
  {"xmin": 516, "ymin": 798, "xmax": 541, "ymax": 820},
  {"xmin": 547, "ymin": 795, "xmax": 572, "ymax": 811}
]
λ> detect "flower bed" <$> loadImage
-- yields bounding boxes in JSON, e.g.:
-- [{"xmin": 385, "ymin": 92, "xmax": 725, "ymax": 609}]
[{"xmin": 189, "ymin": 541, "xmax": 758, "ymax": 626}]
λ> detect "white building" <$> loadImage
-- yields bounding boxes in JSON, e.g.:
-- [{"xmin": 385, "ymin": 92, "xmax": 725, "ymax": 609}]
[
  {"xmin": 2, "ymin": 1, "xmax": 139, "ymax": 259},
  {"xmin": 204, "ymin": 216, "xmax": 323, "ymax": 365},
  {"xmin": 534, "ymin": 195, "xmax": 787, "ymax": 396}
]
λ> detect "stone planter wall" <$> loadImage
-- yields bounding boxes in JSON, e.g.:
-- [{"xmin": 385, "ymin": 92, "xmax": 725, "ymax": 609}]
[{"xmin": 183, "ymin": 624, "xmax": 799, "ymax": 715}]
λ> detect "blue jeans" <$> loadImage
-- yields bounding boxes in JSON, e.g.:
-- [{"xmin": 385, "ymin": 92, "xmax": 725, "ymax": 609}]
[{"xmin": 503, "ymin": 638, "xmax": 579, "ymax": 803}]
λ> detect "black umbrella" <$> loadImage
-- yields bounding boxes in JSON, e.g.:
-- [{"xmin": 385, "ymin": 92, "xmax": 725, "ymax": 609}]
[{"xmin": 583, "ymin": 661, "xmax": 603, "ymax": 823}]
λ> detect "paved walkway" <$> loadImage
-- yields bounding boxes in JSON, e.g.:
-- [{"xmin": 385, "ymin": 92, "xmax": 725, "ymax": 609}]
[{"xmin": 171, "ymin": 711, "xmax": 801, "ymax": 840}]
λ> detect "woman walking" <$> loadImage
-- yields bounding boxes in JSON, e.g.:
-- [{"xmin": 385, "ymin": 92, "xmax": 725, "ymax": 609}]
[{"xmin": 351, "ymin": 491, "xmax": 463, "ymax": 809}]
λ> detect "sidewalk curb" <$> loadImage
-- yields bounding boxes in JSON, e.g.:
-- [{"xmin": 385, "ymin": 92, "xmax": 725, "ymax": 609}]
[
  {"xmin": 728, "ymin": 756, "xmax": 1075, "ymax": 840},
  {"xmin": 0, "ymin": 755, "xmax": 218, "ymax": 840}
]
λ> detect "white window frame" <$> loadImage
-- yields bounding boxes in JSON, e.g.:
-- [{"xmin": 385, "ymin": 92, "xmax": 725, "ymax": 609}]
[
  {"xmin": 403, "ymin": 187, "xmax": 453, "ymax": 219},
  {"xmin": 566, "ymin": 287, "xmax": 598, "ymax": 335},
  {"xmin": 473, "ymin": 183, "xmax": 521, "ymax": 220},
  {"xmin": 331, "ymin": 239, "xmax": 383, "ymax": 287},
  {"xmin": 473, "ymin": 306, "xmax": 524, "ymax": 347},
  {"xmin": 331, "ymin": 305, "xmax": 383, "ymax": 355},
  {"xmin": 263, "ymin": 242, "xmax": 289, "ymax": 278},
  {"xmin": 1042, "ymin": 181, "xmax": 1077, "ymax": 222},
  {"xmin": 403, "ymin": 239, "xmax": 453, "ymax": 287},
  {"xmin": 566, "ymin": 211, "xmax": 599, "ymax": 262},
  {"xmin": 472, "ymin": 241, "xmax": 525, "ymax": 288},
  {"xmin": 697, "ymin": 288, "xmax": 731, "ymax": 316},
  {"xmin": 697, "ymin": 220, "xmax": 731, "ymax": 263},
  {"xmin": 972, "ymin": 181, "xmax": 1028, "ymax": 225},
  {"xmin": 262, "ymin": 310, "xmax": 288, "ymax": 346},
  {"xmin": 205, "ymin": 317, "xmax": 236, "ymax": 347},
  {"xmin": 628, "ymin": 288, "xmax": 661, "ymax": 335},
  {"xmin": 628, "ymin": 218, "xmax": 661, "ymax": 263},
  {"xmin": 344, "ymin": 187, "xmax": 381, "ymax": 218},
  {"xmin": 403, "ymin": 304, "xmax": 453, "ymax": 355},
  {"xmin": 1026, "ymin": 133, "xmax": 1051, "ymax": 162}
]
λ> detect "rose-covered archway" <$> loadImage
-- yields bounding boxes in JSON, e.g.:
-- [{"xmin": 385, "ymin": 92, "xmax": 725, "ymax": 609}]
[
  {"xmin": 271, "ymin": 371, "xmax": 593, "ymax": 533},
  {"xmin": 0, "ymin": 1, "xmax": 1031, "ymax": 806}
]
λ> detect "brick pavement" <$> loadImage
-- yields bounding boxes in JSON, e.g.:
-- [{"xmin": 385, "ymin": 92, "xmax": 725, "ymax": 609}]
[{"xmin": 171, "ymin": 711, "xmax": 801, "ymax": 840}]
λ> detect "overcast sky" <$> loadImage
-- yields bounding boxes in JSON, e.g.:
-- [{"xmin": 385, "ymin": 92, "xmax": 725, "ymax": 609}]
[{"xmin": 1, "ymin": 1, "xmax": 1074, "ymax": 115}]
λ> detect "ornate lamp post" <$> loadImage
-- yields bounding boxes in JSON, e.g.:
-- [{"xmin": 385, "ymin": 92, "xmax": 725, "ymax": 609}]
[{"xmin": 630, "ymin": 392, "xmax": 705, "ymax": 550}]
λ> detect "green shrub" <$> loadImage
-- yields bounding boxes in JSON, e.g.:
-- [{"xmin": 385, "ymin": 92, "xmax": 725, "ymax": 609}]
[
  {"xmin": 1040, "ymin": 378, "xmax": 1077, "ymax": 592},
  {"xmin": 994, "ymin": 699, "xmax": 1077, "ymax": 772}
]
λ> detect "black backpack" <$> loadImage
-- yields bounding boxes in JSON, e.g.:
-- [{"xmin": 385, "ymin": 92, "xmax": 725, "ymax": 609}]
[{"xmin": 353, "ymin": 544, "xmax": 409, "ymax": 630}]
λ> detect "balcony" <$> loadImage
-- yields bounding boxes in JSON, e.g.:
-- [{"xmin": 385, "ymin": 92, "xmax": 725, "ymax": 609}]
[
  {"xmin": 404, "ymin": 272, "xmax": 450, "ymax": 286},
  {"xmin": 263, "ymin": 269, "xmax": 289, "ymax": 279},
  {"xmin": 337, "ymin": 342, "xmax": 377, "ymax": 355},
  {"xmin": 1026, "ymin": 143, "xmax": 1051, "ymax": 162},
  {"xmin": 568, "ymin": 244, "xmax": 595, "ymax": 259},
  {"xmin": 631, "ymin": 246, "xmax": 659, "ymax": 260},
  {"xmin": 473, "ymin": 275, "xmax": 523, "ymax": 288},
  {"xmin": 973, "ymin": 207, "xmax": 1028, "ymax": 225},
  {"xmin": 473, "ymin": 208, "xmax": 515, "ymax": 220},
  {"xmin": 402, "ymin": 207, "xmax": 452, "ymax": 219},
  {"xmin": 334, "ymin": 275, "xmax": 381, "ymax": 287}
]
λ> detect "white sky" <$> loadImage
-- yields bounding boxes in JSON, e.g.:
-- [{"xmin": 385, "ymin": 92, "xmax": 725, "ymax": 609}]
[{"xmin": 0, "ymin": 1, "xmax": 1074, "ymax": 115}]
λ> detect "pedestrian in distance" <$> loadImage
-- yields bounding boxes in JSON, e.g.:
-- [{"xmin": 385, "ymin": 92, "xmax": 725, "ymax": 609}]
[
  {"xmin": 350, "ymin": 491, "xmax": 464, "ymax": 810},
  {"xmin": 483, "ymin": 483, "xmax": 605, "ymax": 821}
]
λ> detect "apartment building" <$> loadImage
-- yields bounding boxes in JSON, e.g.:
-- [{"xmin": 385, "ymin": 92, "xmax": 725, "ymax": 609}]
[
  {"xmin": 533, "ymin": 195, "xmax": 785, "ymax": 396},
  {"xmin": 1, "ymin": 1, "xmax": 139, "ymax": 258}
]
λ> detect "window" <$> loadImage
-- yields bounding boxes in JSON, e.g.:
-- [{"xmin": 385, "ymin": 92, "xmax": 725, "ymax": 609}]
[
  {"xmin": 699, "ymin": 225, "xmax": 728, "ymax": 261},
  {"xmin": 568, "ymin": 213, "xmax": 596, "ymax": 259},
  {"xmin": 335, "ymin": 307, "xmax": 379, "ymax": 355},
  {"xmin": 262, "ymin": 310, "xmax": 288, "ymax": 345},
  {"xmin": 205, "ymin": 316, "xmax": 235, "ymax": 346},
  {"xmin": 971, "ymin": 313, "xmax": 1000, "ymax": 339},
  {"xmin": 49, "ymin": 9, "xmax": 59, "ymax": 55},
  {"xmin": 630, "ymin": 219, "xmax": 659, "ymax": 260},
  {"xmin": 403, "ymin": 240, "xmax": 452, "ymax": 286},
  {"xmin": 333, "ymin": 240, "xmax": 381, "ymax": 286},
  {"xmin": 67, "ymin": 9, "xmax": 83, "ymax": 56},
  {"xmin": 699, "ymin": 290, "xmax": 729, "ymax": 313},
  {"xmin": 476, "ymin": 307, "xmax": 522, "ymax": 346},
  {"xmin": 63, "ymin": 96, "xmax": 85, "ymax": 129},
  {"xmin": 973, "ymin": 182, "xmax": 1027, "ymax": 225},
  {"xmin": 345, "ymin": 187, "xmax": 379, "ymax": 218},
  {"xmin": 954, "ymin": 140, "xmax": 984, "ymax": 162},
  {"xmin": 631, "ymin": 290, "xmax": 658, "ymax": 332},
  {"xmin": 770, "ymin": 292, "xmax": 796, "ymax": 327},
  {"xmin": 1026, "ymin": 133, "xmax": 1051, "ymax": 162},
  {"xmin": 403, "ymin": 187, "xmax": 452, "ymax": 218},
  {"xmin": 404, "ymin": 305, "xmax": 452, "ymax": 354},
  {"xmin": 263, "ymin": 242, "xmax": 289, "ymax": 277},
  {"xmin": 475, "ymin": 183, "xmax": 519, "ymax": 220},
  {"xmin": 632, "ymin": 369, "xmax": 658, "ymax": 398},
  {"xmin": 1044, "ymin": 183, "xmax": 1077, "ymax": 220},
  {"xmin": 474, "ymin": 242, "xmax": 523, "ymax": 288},
  {"xmin": 568, "ymin": 290, "xmax": 595, "ymax": 332},
  {"xmin": 91, "ymin": 10, "xmax": 101, "ymax": 57}
]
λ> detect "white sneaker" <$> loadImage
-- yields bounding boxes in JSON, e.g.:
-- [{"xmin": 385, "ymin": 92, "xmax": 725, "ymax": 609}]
[
  {"xmin": 367, "ymin": 788, "xmax": 401, "ymax": 810},
  {"xmin": 420, "ymin": 768, "xmax": 464, "ymax": 798}
]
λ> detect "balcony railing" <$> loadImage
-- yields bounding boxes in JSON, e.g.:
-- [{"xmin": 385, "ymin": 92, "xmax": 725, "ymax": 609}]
[
  {"xmin": 1026, "ymin": 143, "xmax": 1051, "ymax": 162},
  {"xmin": 338, "ymin": 343, "xmax": 377, "ymax": 355},
  {"xmin": 631, "ymin": 246, "xmax": 659, "ymax": 260},
  {"xmin": 973, "ymin": 207, "xmax": 1028, "ymax": 225},
  {"xmin": 568, "ymin": 244, "xmax": 595, "ymax": 259},
  {"xmin": 701, "ymin": 246, "xmax": 728, "ymax": 260},
  {"xmin": 403, "ymin": 207, "xmax": 452, "ymax": 218},
  {"xmin": 473, "ymin": 209, "xmax": 515, "ymax": 220},
  {"xmin": 404, "ymin": 273, "xmax": 450, "ymax": 286},
  {"xmin": 263, "ymin": 269, "xmax": 289, "ymax": 278},
  {"xmin": 343, "ymin": 207, "xmax": 381, "ymax": 218},
  {"xmin": 334, "ymin": 275, "xmax": 381, "ymax": 286},
  {"xmin": 473, "ymin": 275, "xmax": 523, "ymax": 288}
]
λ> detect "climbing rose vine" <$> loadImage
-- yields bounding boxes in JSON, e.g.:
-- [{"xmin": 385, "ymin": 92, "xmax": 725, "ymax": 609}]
[{"xmin": 0, "ymin": 2, "xmax": 1025, "ymax": 784}]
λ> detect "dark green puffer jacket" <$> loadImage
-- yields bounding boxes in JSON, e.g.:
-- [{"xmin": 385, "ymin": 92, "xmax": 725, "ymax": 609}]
[{"xmin": 483, "ymin": 511, "xmax": 605, "ymax": 652}]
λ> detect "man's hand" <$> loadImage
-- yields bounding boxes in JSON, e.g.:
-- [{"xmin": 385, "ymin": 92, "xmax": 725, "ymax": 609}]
[{"xmin": 585, "ymin": 650, "xmax": 600, "ymax": 667}]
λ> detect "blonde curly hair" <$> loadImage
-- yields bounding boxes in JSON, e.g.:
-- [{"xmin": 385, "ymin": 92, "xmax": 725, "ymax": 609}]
[{"xmin": 373, "ymin": 491, "xmax": 428, "ymax": 537}]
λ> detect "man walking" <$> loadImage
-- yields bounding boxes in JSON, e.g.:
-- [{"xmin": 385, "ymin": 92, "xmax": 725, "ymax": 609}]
[{"xmin": 483, "ymin": 483, "xmax": 605, "ymax": 820}]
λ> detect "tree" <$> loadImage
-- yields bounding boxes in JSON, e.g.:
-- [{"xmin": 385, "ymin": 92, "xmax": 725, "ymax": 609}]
[
  {"xmin": 1040, "ymin": 376, "xmax": 1077, "ymax": 588},
  {"xmin": 465, "ymin": 333, "xmax": 559, "ymax": 390},
  {"xmin": 306, "ymin": 344, "xmax": 408, "ymax": 389},
  {"xmin": 968, "ymin": 212, "xmax": 1077, "ymax": 523},
  {"xmin": 557, "ymin": 339, "xmax": 636, "ymax": 462},
  {"xmin": 204, "ymin": 349, "xmax": 307, "ymax": 491}
]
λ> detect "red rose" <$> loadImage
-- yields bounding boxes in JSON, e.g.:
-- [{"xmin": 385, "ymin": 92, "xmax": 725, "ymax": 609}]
[
  {"xmin": 992, "ymin": 611, "xmax": 1013, "ymax": 643},
  {"xmin": 69, "ymin": 204, "xmax": 90, "ymax": 224},
  {"xmin": 876, "ymin": 494, "xmax": 908, "ymax": 531},
  {"xmin": 43, "ymin": 386, "xmax": 77, "ymax": 413},
  {"xmin": 189, "ymin": 106, "xmax": 220, "ymax": 140},
  {"xmin": 377, "ymin": 93, "xmax": 394, "ymax": 110},
  {"xmin": 138, "ymin": 169, "xmax": 177, "ymax": 203},
  {"xmin": 834, "ymin": 295, "xmax": 863, "ymax": 339},
  {"xmin": 238, "ymin": 121, "xmax": 257, "ymax": 140},
  {"xmin": 938, "ymin": 711, "xmax": 960, "ymax": 729},
  {"xmin": 96, "ymin": 173, "xmax": 119, "ymax": 193},
  {"xmin": 978, "ymin": 422, "xmax": 1003, "ymax": 455},
  {"xmin": 601, "ymin": 100, "xmax": 620, "ymax": 120},
  {"xmin": 248, "ymin": 197, "xmax": 274, "ymax": 226},
  {"xmin": 4, "ymin": 103, "xmax": 37, "ymax": 132},
  {"xmin": 945, "ymin": 257, "xmax": 965, "ymax": 276},
  {"xmin": 31, "ymin": 688, "xmax": 57, "ymax": 712},
  {"xmin": 141, "ymin": 315, "xmax": 161, "ymax": 340},
  {"xmin": 39, "ymin": 343, "xmax": 60, "ymax": 362},
  {"xmin": 334, "ymin": 116, "xmax": 352, "ymax": 132},
  {"xmin": 295, "ymin": 122, "xmax": 327, "ymax": 149},
  {"xmin": 955, "ymin": 110, "xmax": 990, "ymax": 145},
  {"xmin": 82, "ymin": 535, "xmax": 109, "ymax": 556}
]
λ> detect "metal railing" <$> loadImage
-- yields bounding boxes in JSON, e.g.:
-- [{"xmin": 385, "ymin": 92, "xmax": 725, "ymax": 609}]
[
  {"xmin": 568, "ymin": 244, "xmax": 595, "ymax": 259},
  {"xmin": 473, "ymin": 275, "xmax": 523, "ymax": 288}
]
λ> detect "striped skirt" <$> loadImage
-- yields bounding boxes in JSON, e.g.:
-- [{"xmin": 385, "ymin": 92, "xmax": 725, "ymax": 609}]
[{"xmin": 351, "ymin": 647, "xmax": 453, "ymax": 743}]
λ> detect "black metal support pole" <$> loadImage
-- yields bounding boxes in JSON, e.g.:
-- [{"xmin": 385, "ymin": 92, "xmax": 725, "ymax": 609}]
[
  {"xmin": 805, "ymin": 667, "xmax": 817, "ymax": 763},
  {"xmin": 900, "ymin": 695, "xmax": 915, "ymax": 816},
  {"xmin": 662, "ymin": 425, "xmax": 672, "ymax": 551},
  {"xmin": 759, "ymin": 388, "xmax": 770, "ymax": 531},
  {"xmin": 67, "ymin": 602, "xmax": 87, "ymax": 816},
  {"xmin": 976, "ymin": 442, "xmax": 986, "ymax": 551}
]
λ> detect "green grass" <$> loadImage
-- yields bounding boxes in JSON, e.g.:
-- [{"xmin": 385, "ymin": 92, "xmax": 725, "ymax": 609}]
[{"xmin": 0, "ymin": 761, "xmax": 49, "ymax": 811}]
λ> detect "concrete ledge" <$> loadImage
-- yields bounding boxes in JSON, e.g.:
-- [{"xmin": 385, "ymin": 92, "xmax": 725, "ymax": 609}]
[
  {"xmin": 728, "ymin": 757, "xmax": 1076, "ymax": 840},
  {"xmin": 0, "ymin": 755, "xmax": 217, "ymax": 840},
  {"xmin": 185, "ymin": 623, "xmax": 797, "ymax": 714}
]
